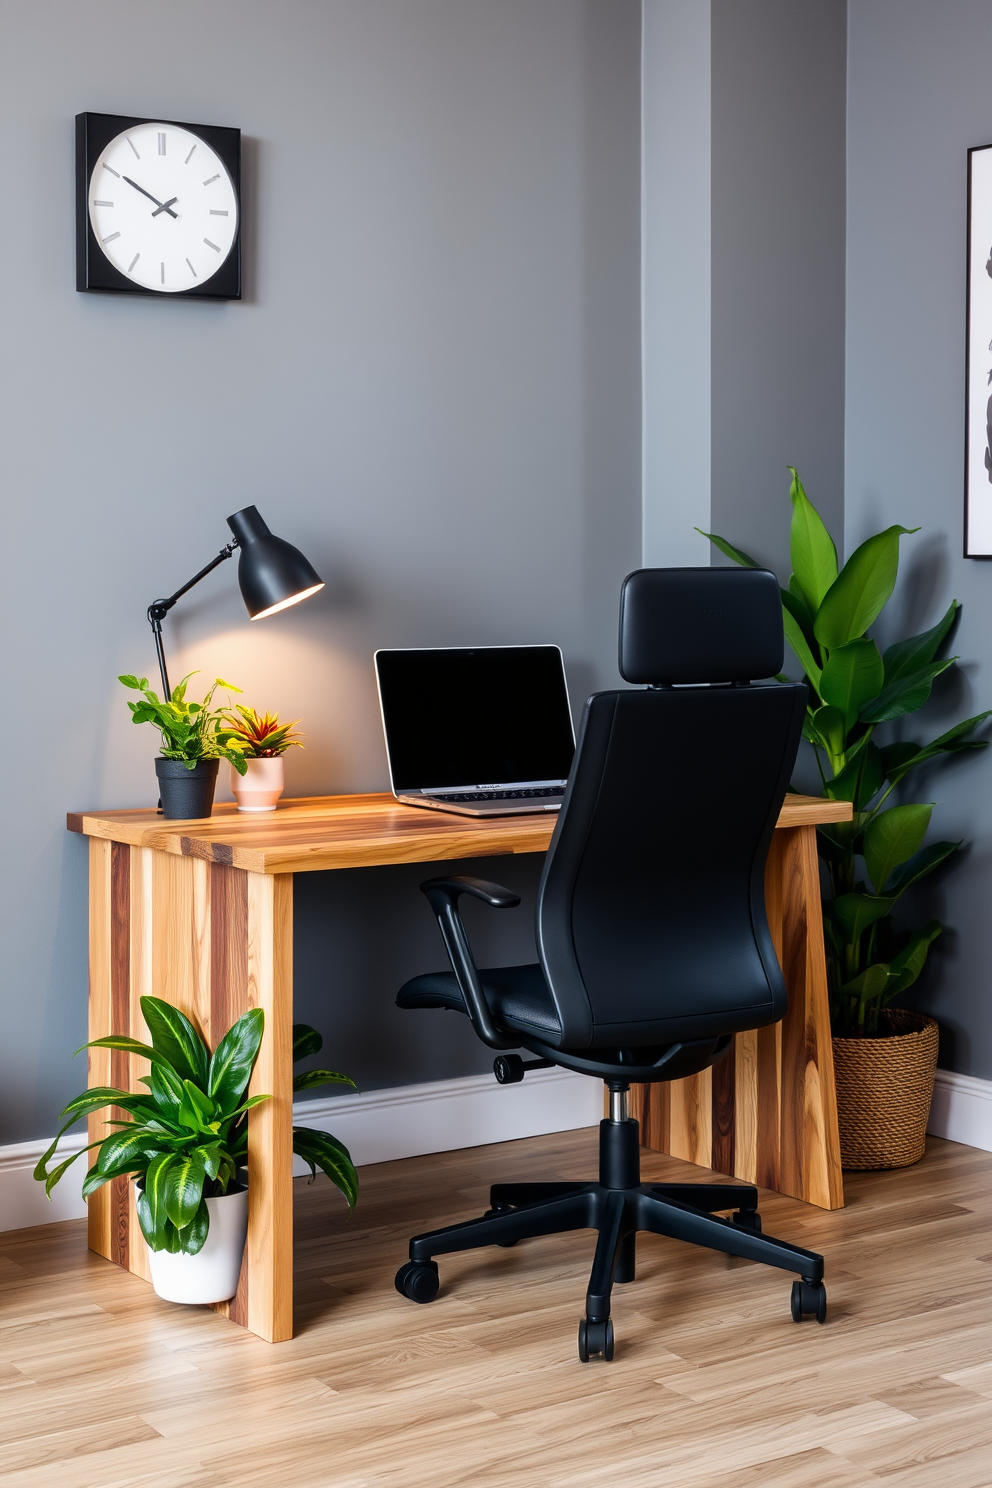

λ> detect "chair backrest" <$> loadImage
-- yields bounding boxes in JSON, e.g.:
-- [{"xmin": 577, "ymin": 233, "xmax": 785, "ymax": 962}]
[{"xmin": 535, "ymin": 568, "xmax": 806, "ymax": 1050}]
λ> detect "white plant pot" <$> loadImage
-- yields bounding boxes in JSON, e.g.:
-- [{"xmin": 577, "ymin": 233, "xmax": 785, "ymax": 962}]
[
  {"xmin": 230, "ymin": 756, "xmax": 284, "ymax": 812},
  {"xmin": 145, "ymin": 1185, "xmax": 249, "ymax": 1305}
]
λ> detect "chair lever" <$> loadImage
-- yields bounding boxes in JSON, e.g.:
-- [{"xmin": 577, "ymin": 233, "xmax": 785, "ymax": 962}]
[{"xmin": 494, "ymin": 1055, "xmax": 555, "ymax": 1085}]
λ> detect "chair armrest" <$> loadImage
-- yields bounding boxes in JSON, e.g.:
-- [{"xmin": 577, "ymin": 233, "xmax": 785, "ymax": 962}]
[
  {"xmin": 419, "ymin": 877, "xmax": 521, "ymax": 1050},
  {"xmin": 421, "ymin": 876, "xmax": 521, "ymax": 910}
]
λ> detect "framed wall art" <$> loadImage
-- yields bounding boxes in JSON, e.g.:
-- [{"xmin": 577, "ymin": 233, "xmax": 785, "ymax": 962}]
[{"xmin": 965, "ymin": 142, "xmax": 992, "ymax": 555}]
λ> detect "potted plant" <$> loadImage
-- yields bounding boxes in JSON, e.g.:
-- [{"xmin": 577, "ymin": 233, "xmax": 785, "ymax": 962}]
[
  {"xmin": 701, "ymin": 469, "xmax": 990, "ymax": 1169},
  {"xmin": 35, "ymin": 996, "xmax": 358, "ymax": 1305},
  {"xmin": 220, "ymin": 706, "xmax": 303, "ymax": 812},
  {"xmin": 119, "ymin": 672, "xmax": 249, "ymax": 819}
]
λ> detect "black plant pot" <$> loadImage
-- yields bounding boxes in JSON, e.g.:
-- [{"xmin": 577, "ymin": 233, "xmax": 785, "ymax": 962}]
[{"xmin": 155, "ymin": 758, "xmax": 219, "ymax": 820}]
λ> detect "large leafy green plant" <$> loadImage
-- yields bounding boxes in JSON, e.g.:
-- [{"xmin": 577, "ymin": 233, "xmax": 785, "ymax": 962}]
[
  {"xmin": 701, "ymin": 469, "xmax": 989, "ymax": 1036},
  {"xmin": 35, "ymin": 997, "xmax": 358, "ymax": 1254},
  {"xmin": 120, "ymin": 672, "xmax": 249, "ymax": 773}
]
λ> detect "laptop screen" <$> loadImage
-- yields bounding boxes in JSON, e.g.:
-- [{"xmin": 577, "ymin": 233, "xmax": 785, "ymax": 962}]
[{"xmin": 375, "ymin": 645, "xmax": 575, "ymax": 792}]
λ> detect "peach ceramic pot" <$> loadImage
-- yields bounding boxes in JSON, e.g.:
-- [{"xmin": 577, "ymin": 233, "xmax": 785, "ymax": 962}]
[{"xmin": 230, "ymin": 756, "xmax": 285, "ymax": 812}]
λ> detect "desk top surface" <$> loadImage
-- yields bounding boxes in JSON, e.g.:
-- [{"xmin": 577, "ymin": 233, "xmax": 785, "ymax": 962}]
[{"xmin": 68, "ymin": 791, "xmax": 853, "ymax": 876}]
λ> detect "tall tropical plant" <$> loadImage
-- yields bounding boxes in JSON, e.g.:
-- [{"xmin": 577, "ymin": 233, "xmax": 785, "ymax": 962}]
[
  {"xmin": 700, "ymin": 469, "xmax": 990, "ymax": 1036},
  {"xmin": 35, "ymin": 998, "xmax": 358, "ymax": 1254}
]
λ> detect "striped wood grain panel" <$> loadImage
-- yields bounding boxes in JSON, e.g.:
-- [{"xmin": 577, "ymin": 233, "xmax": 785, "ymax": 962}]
[
  {"xmin": 631, "ymin": 824, "xmax": 844, "ymax": 1210},
  {"xmin": 85, "ymin": 838, "xmax": 293, "ymax": 1340}
]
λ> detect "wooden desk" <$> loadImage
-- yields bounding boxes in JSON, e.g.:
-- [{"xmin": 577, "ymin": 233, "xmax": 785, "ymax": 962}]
[{"xmin": 68, "ymin": 790, "xmax": 851, "ymax": 1342}]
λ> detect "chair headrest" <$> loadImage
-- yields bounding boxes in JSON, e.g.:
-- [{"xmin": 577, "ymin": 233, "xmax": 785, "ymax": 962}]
[{"xmin": 618, "ymin": 567, "xmax": 784, "ymax": 685}]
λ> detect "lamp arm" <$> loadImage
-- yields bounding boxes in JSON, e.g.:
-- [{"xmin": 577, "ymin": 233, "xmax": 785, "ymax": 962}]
[{"xmin": 146, "ymin": 540, "xmax": 239, "ymax": 701}]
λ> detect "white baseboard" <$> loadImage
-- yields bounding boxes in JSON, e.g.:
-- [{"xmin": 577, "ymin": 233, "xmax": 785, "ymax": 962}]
[
  {"xmin": 0, "ymin": 1067, "xmax": 601, "ymax": 1235},
  {"xmin": 927, "ymin": 1067, "xmax": 992, "ymax": 1153}
]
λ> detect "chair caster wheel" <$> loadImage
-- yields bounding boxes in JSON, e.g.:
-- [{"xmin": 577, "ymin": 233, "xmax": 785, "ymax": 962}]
[
  {"xmin": 578, "ymin": 1317, "xmax": 614, "ymax": 1362},
  {"xmin": 483, "ymin": 1208, "xmax": 519, "ymax": 1246},
  {"xmin": 731, "ymin": 1208, "xmax": 762, "ymax": 1233},
  {"xmin": 791, "ymin": 1278, "xmax": 827, "ymax": 1324},
  {"xmin": 395, "ymin": 1260, "xmax": 439, "ymax": 1303}
]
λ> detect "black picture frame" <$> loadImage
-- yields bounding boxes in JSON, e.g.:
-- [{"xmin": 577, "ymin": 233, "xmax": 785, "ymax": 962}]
[
  {"xmin": 965, "ymin": 141, "xmax": 992, "ymax": 556},
  {"xmin": 75, "ymin": 111, "xmax": 242, "ymax": 301}
]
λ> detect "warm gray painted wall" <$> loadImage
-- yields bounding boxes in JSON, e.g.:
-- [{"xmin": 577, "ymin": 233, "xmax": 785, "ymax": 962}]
[
  {"xmin": 846, "ymin": 0, "xmax": 992, "ymax": 1080},
  {"xmin": 709, "ymin": 0, "xmax": 847, "ymax": 579},
  {"xmin": 0, "ymin": 0, "xmax": 641, "ymax": 1143}
]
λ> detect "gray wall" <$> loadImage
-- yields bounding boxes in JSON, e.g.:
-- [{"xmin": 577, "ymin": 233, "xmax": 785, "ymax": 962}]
[
  {"xmin": 0, "ymin": 0, "xmax": 641, "ymax": 1143},
  {"xmin": 710, "ymin": 0, "xmax": 847, "ymax": 578},
  {"xmin": 846, "ymin": 0, "xmax": 992, "ymax": 1080}
]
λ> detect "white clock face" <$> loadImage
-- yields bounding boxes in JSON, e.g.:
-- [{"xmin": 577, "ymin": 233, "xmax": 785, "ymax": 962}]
[{"xmin": 88, "ymin": 122, "xmax": 238, "ymax": 293}]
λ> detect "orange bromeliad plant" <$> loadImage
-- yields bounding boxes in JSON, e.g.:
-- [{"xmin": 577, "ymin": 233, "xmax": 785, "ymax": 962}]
[{"xmin": 222, "ymin": 706, "xmax": 303, "ymax": 758}]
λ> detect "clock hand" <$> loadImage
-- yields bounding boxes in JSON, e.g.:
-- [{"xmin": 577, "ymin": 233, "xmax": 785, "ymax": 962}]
[
  {"xmin": 151, "ymin": 197, "xmax": 179, "ymax": 218},
  {"xmin": 122, "ymin": 175, "xmax": 178, "ymax": 219}
]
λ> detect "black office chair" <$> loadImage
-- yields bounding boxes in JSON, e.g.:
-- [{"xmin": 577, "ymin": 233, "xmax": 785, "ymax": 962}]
[{"xmin": 393, "ymin": 567, "xmax": 827, "ymax": 1361}]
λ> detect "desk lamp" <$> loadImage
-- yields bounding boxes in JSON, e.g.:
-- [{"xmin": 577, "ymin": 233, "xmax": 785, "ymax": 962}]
[{"xmin": 147, "ymin": 506, "xmax": 324, "ymax": 699}]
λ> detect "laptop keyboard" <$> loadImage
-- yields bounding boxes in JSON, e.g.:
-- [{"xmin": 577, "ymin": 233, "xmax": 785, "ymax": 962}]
[{"xmin": 429, "ymin": 786, "xmax": 566, "ymax": 803}]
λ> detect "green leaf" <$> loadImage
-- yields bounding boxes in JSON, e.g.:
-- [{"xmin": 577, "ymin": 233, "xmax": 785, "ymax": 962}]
[
  {"xmin": 43, "ymin": 1143, "xmax": 102, "ymax": 1199},
  {"xmin": 78, "ymin": 1035, "xmax": 176, "ymax": 1073},
  {"xmin": 863, "ymin": 804, "xmax": 933, "ymax": 893},
  {"xmin": 839, "ymin": 963, "xmax": 893, "ymax": 1004},
  {"xmin": 58, "ymin": 1086, "xmax": 160, "ymax": 1123},
  {"xmin": 292, "ymin": 1024, "xmax": 323, "ymax": 1062},
  {"xmin": 178, "ymin": 1199, "xmax": 210, "ymax": 1255},
  {"xmin": 95, "ymin": 1126, "xmax": 162, "ymax": 1175},
  {"xmin": 118, "ymin": 674, "xmax": 141, "ymax": 689},
  {"xmin": 884, "ymin": 840, "xmax": 960, "ymax": 898},
  {"xmin": 694, "ymin": 531, "xmax": 762, "ymax": 568},
  {"xmin": 782, "ymin": 605, "xmax": 822, "ymax": 692},
  {"xmin": 877, "ymin": 741, "xmax": 923, "ymax": 784},
  {"xmin": 164, "ymin": 1151, "xmax": 207, "ymax": 1228},
  {"xmin": 859, "ymin": 658, "xmax": 955, "ymax": 723},
  {"xmin": 141, "ymin": 1152, "xmax": 178, "ymax": 1247},
  {"xmin": 292, "ymin": 1127, "xmax": 359, "ymax": 1208},
  {"xmin": 824, "ymin": 892, "xmax": 894, "ymax": 944},
  {"xmin": 880, "ymin": 712, "xmax": 992, "ymax": 784},
  {"xmin": 814, "ymin": 525, "xmax": 919, "ymax": 650},
  {"xmin": 292, "ymin": 1069, "xmax": 358, "ymax": 1094},
  {"xmin": 807, "ymin": 704, "xmax": 846, "ymax": 761},
  {"xmin": 886, "ymin": 921, "xmax": 943, "ymax": 997},
  {"xmin": 825, "ymin": 741, "xmax": 884, "ymax": 809},
  {"xmin": 140, "ymin": 997, "xmax": 209, "ymax": 1086},
  {"xmin": 819, "ymin": 638, "xmax": 884, "ymax": 731},
  {"xmin": 787, "ymin": 467, "xmax": 838, "ymax": 615},
  {"xmin": 882, "ymin": 602, "xmax": 959, "ymax": 685},
  {"xmin": 178, "ymin": 1079, "xmax": 217, "ymax": 1132},
  {"xmin": 208, "ymin": 1007, "xmax": 264, "ymax": 1110},
  {"xmin": 149, "ymin": 1061, "xmax": 186, "ymax": 1117}
]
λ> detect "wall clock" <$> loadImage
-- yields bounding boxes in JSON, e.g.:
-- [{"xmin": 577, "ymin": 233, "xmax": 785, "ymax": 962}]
[{"xmin": 76, "ymin": 112, "xmax": 241, "ymax": 300}]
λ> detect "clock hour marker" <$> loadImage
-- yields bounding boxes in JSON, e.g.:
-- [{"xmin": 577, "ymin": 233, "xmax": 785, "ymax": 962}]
[
  {"xmin": 209, "ymin": 209, "xmax": 229, "ymax": 216},
  {"xmin": 101, "ymin": 231, "xmax": 121, "ymax": 244},
  {"xmin": 160, "ymin": 262, "xmax": 165, "ymax": 284},
  {"xmin": 103, "ymin": 163, "xmax": 120, "ymax": 177},
  {"xmin": 93, "ymin": 200, "xmax": 114, "ymax": 208},
  {"xmin": 204, "ymin": 237, "xmax": 221, "ymax": 252},
  {"xmin": 203, "ymin": 174, "xmax": 220, "ymax": 186},
  {"xmin": 184, "ymin": 143, "xmax": 197, "ymax": 164},
  {"xmin": 126, "ymin": 136, "xmax": 140, "ymax": 159},
  {"xmin": 128, "ymin": 252, "xmax": 140, "ymax": 272},
  {"xmin": 158, "ymin": 132, "xmax": 166, "ymax": 155},
  {"xmin": 186, "ymin": 257, "xmax": 198, "ymax": 278}
]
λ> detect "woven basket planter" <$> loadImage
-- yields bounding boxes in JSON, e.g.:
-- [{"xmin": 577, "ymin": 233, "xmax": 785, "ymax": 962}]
[{"xmin": 832, "ymin": 1009, "xmax": 939, "ymax": 1171}]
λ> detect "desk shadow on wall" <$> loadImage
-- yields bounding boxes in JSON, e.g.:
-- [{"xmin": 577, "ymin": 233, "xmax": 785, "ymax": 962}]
[{"xmin": 292, "ymin": 853, "xmax": 546, "ymax": 1097}]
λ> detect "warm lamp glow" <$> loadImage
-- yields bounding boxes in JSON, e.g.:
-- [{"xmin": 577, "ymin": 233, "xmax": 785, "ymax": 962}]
[{"xmin": 250, "ymin": 582, "xmax": 325, "ymax": 620}]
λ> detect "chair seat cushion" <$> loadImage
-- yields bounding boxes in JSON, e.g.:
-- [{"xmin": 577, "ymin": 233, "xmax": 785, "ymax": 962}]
[{"xmin": 397, "ymin": 963, "xmax": 561, "ymax": 1038}]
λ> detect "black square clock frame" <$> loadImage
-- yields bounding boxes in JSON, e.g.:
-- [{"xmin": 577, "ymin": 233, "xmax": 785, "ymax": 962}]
[{"xmin": 75, "ymin": 111, "xmax": 242, "ymax": 300}]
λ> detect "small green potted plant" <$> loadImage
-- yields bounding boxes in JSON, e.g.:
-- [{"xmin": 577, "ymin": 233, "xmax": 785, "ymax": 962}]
[
  {"xmin": 221, "ymin": 706, "xmax": 303, "ymax": 812},
  {"xmin": 701, "ymin": 469, "xmax": 990, "ymax": 1169},
  {"xmin": 119, "ymin": 672, "xmax": 249, "ymax": 819},
  {"xmin": 35, "ymin": 997, "xmax": 357, "ymax": 1305}
]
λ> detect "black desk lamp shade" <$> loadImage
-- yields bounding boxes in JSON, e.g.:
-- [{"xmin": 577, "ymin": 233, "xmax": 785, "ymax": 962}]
[
  {"xmin": 147, "ymin": 505, "xmax": 324, "ymax": 699},
  {"xmin": 226, "ymin": 506, "xmax": 324, "ymax": 620}
]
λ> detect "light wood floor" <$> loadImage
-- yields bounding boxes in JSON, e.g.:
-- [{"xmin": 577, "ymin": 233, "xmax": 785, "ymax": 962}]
[{"xmin": 1, "ymin": 1131, "xmax": 992, "ymax": 1487}]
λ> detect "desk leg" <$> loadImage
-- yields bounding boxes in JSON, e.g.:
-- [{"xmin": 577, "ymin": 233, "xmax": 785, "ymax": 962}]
[
  {"xmin": 631, "ymin": 823, "xmax": 844, "ymax": 1210},
  {"xmin": 86, "ymin": 838, "xmax": 295, "ymax": 1340}
]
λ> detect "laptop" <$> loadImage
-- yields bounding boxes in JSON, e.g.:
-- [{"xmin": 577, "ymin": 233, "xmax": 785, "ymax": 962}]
[{"xmin": 374, "ymin": 644, "xmax": 575, "ymax": 816}]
